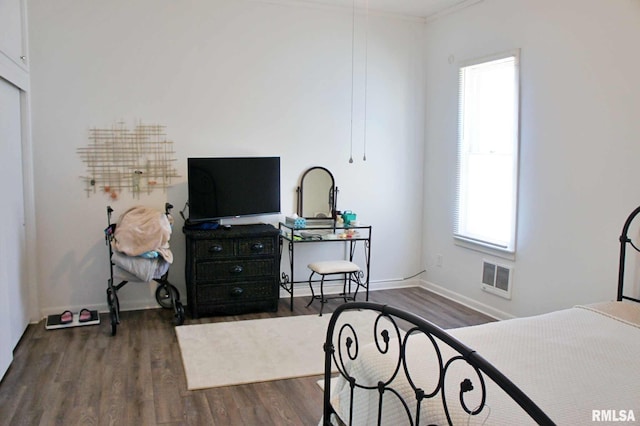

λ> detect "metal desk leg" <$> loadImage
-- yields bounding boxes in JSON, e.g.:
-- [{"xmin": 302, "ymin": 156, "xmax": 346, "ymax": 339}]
[
  {"xmin": 288, "ymin": 240, "xmax": 294, "ymax": 311},
  {"xmin": 364, "ymin": 239, "xmax": 371, "ymax": 301}
]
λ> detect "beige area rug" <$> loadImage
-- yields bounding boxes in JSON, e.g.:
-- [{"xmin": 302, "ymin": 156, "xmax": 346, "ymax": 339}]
[{"xmin": 176, "ymin": 310, "xmax": 381, "ymax": 390}]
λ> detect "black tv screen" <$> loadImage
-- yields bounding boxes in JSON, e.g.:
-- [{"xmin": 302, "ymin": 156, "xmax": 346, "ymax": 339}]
[{"xmin": 188, "ymin": 157, "xmax": 281, "ymax": 222}]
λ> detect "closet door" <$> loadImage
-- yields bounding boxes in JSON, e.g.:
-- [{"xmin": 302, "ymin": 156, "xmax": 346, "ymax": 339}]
[
  {"xmin": 0, "ymin": 0, "xmax": 26, "ymax": 66},
  {"xmin": 0, "ymin": 76, "xmax": 26, "ymax": 380}
]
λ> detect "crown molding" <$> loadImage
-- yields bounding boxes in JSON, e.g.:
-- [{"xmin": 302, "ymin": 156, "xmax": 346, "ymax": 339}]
[
  {"xmin": 246, "ymin": 0, "xmax": 485, "ymax": 24},
  {"xmin": 425, "ymin": 0, "xmax": 484, "ymax": 23},
  {"xmin": 245, "ymin": 0, "xmax": 428, "ymax": 23}
]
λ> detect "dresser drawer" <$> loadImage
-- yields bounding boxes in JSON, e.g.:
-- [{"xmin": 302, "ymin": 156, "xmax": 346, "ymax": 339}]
[
  {"xmin": 237, "ymin": 237, "xmax": 276, "ymax": 256},
  {"xmin": 196, "ymin": 280, "xmax": 278, "ymax": 303},
  {"xmin": 194, "ymin": 239, "xmax": 234, "ymax": 259},
  {"xmin": 195, "ymin": 259, "xmax": 275, "ymax": 281},
  {"xmin": 184, "ymin": 223, "xmax": 280, "ymax": 318}
]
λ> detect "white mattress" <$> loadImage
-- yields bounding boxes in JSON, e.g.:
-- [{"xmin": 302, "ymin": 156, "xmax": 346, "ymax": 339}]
[{"xmin": 328, "ymin": 301, "xmax": 640, "ymax": 425}]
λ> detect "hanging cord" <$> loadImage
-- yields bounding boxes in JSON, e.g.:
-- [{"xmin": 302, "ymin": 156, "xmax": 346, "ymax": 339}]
[
  {"xmin": 349, "ymin": 0, "xmax": 356, "ymax": 164},
  {"xmin": 402, "ymin": 269, "xmax": 426, "ymax": 280},
  {"xmin": 363, "ymin": 0, "xmax": 369, "ymax": 161}
]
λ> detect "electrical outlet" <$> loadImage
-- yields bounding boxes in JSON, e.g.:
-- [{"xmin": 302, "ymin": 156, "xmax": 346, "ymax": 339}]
[{"xmin": 436, "ymin": 254, "xmax": 443, "ymax": 267}]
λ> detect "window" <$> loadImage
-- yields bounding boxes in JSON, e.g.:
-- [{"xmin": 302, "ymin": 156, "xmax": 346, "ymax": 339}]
[{"xmin": 455, "ymin": 50, "xmax": 520, "ymax": 254}]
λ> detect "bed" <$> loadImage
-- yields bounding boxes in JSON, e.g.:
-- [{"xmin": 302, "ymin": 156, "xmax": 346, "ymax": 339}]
[{"xmin": 322, "ymin": 207, "xmax": 640, "ymax": 425}]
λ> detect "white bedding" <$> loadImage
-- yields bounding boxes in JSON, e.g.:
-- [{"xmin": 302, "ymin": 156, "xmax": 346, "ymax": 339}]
[{"xmin": 328, "ymin": 301, "xmax": 640, "ymax": 425}]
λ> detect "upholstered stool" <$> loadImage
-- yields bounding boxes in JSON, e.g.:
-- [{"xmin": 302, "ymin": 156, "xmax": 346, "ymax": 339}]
[{"xmin": 306, "ymin": 260, "xmax": 364, "ymax": 316}]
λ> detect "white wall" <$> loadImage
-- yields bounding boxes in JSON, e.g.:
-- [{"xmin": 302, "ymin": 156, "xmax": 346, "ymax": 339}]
[
  {"xmin": 422, "ymin": 0, "xmax": 640, "ymax": 318},
  {"xmin": 27, "ymin": 0, "xmax": 426, "ymax": 317}
]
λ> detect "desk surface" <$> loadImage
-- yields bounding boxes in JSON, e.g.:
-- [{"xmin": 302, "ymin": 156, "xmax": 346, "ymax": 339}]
[{"xmin": 279, "ymin": 221, "xmax": 371, "ymax": 242}]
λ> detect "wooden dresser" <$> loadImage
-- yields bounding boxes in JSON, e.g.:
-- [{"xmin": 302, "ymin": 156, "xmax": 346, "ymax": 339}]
[{"xmin": 183, "ymin": 223, "xmax": 279, "ymax": 318}]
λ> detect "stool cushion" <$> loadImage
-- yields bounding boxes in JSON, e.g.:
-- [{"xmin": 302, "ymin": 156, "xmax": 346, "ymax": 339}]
[{"xmin": 308, "ymin": 260, "xmax": 360, "ymax": 275}]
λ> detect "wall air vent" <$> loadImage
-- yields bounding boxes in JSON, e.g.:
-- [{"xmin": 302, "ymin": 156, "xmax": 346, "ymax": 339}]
[{"xmin": 481, "ymin": 260, "xmax": 513, "ymax": 299}]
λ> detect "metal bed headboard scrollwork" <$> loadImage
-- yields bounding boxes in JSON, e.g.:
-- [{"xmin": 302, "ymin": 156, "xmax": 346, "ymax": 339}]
[
  {"xmin": 323, "ymin": 302, "xmax": 555, "ymax": 426},
  {"xmin": 618, "ymin": 205, "xmax": 640, "ymax": 303}
]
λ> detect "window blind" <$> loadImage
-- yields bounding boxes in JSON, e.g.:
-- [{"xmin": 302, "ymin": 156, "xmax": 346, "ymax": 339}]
[{"xmin": 454, "ymin": 51, "xmax": 520, "ymax": 253}]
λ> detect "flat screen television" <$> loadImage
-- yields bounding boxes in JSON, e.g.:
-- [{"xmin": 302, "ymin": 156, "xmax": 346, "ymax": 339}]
[{"xmin": 187, "ymin": 157, "xmax": 281, "ymax": 223}]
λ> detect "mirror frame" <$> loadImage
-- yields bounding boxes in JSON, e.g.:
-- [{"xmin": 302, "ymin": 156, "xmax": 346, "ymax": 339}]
[{"xmin": 297, "ymin": 166, "xmax": 338, "ymax": 220}]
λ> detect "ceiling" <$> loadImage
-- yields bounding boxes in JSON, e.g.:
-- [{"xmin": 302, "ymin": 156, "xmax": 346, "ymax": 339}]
[{"xmin": 292, "ymin": 0, "xmax": 477, "ymax": 19}]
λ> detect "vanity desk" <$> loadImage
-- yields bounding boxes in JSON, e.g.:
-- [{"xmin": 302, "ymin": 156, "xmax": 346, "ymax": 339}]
[
  {"xmin": 279, "ymin": 221, "xmax": 372, "ymax": 311},
  {"xmin": 281, "ymin": 165, "xmax": 372, "ymax": 311}
]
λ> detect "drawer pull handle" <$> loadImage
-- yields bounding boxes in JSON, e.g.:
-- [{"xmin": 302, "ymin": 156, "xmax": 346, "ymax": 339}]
[
  {"xmin": 230, "ymin": 265, "xmax": 243, "ymax": 274},
  {"xmin": 231, "ymin": 287, "xmax": 244, "ymax": 297},
  {"xmin": 251, "ymin": 242, "xmax": 265, "ymax": 252},
  {"xmin": 209, "ymin": 245, "xmax": 223, "ymax": 253}
]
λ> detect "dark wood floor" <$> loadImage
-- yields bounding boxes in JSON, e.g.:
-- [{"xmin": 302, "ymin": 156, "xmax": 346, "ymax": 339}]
[{"xmin": 0, "ymin": 287, "xmax": 493, "ymax": 425}]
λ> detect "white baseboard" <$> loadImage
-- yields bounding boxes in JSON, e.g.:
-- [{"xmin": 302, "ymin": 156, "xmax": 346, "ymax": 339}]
[
  {"xmin": 40, "ymin": 279, "xmax": 511, "ymax": 323},
  {"xmin": 278, "ymin": 278, "xmax": 515, "ymax": 321},
  {"xmin": 417, "ymin": 280, "xmax": 514, "ymax": 321},
  {"xmin": 41, "ymin": 279, "xmax": 413, "ymax": 322},
  {"xmin": 279, "ymin": 278, "xmax": 415, "ymax": 299}
]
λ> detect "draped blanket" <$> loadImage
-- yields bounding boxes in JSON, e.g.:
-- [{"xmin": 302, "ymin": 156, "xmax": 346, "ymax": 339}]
[{"xmin": 112, "ymin": 206, "xmax": 173, "ymax": 264}]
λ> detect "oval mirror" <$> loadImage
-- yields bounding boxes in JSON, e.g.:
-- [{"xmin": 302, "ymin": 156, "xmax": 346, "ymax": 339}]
[{"xmin": 297, "ymin": 166, "xmax": 337, "ymax": 219}]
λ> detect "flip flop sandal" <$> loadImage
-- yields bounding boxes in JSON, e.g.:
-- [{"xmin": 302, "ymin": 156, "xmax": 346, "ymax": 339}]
[
  {"xmin": 78, "ymin": 308, "xmax": 93, "ymax": 323},
  {"xmin": 60, "ymin": 310, "xmax": 73, "ymax": 324}
]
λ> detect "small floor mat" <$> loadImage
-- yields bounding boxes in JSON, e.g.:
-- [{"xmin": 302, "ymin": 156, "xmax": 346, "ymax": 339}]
[{"xmin": 45, "ymin": 310, "xmax": 100, "ymax": 330}]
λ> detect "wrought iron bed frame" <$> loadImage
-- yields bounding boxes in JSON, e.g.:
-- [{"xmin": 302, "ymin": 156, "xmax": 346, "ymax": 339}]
[
  {"xmin": 322, "ymin": 206, "xmax": 640, "ymax": 425},
  {"xmin": 618, "ymin": 205, "xmax": 640, "ymax": 304}
]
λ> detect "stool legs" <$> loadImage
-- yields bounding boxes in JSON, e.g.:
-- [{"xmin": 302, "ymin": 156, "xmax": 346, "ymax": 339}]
[
  {"xmin": 307, "ymin": 270, "xmax": 366, "ymax": 316},
  {"xmin": 307, "ymin": 271, "xmax": 328, "ymax": 316},
  {"xmin": 341, "ymin": 272, "xmax": 349, "ymax": 303},
  {"xmin": 319, "ymin": 274, "xmax": 326, "ymax": 316},
  {"xmin": 306, "ymin": 271, "xmax": 317, "ymax": 308},
  {"xmin": 351, "ymin": 271, "xmax": 363, "ymax": 300}
]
